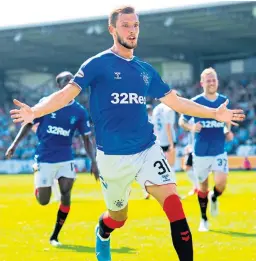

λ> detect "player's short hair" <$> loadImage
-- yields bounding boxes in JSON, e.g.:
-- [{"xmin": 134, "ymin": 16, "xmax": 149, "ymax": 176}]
[
  {"xmin": 109, "ymin": 6, "xmax": 136, "ymax": 27},
  {"xmin": 56, "ymin": 71, "xmax": 73, "ymax": 83},
  {"xmin": 56, "ymin": 71, "xmax": 73, "ymax": 88},
  {"xmin": 200, "ymin": 67, "xmax": 217, "ymax": 81}
]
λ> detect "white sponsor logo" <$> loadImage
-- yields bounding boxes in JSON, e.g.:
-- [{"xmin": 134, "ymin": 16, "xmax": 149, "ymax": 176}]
[
  {"xmin": 111, "ymin": 92, "xmax": 146, "ymax": 104},
  {"xmin": 47, "ymin": 125, "xmax": 71, "ymax": 136},
  {"xmin": 201, "ymin": 120, "xmax": 225, "ymax": 128}
]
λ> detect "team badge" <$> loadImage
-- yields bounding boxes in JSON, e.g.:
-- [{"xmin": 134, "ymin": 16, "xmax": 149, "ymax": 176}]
[
  {"xmin": 141, "ymin": 71, "xmax": 150, "ymax": 86},
  {"xmin": 70, "ymin": 116, "xmax": 76, "ymax": 124}
]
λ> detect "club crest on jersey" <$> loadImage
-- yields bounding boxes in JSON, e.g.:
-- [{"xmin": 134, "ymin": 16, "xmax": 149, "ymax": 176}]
[
  {"xmin": 51, "ymin": 113, "xmax": 56, "ymax": 119},
  {"xmin": 141, "ymin": 72, "xmax": 150, "ymax": 86},
  {"xmin": 114, "ymin": 72, "xmax": 122, "ymax": 80},
  {"xmin": 70, "ymin": 116, "xmax": 76, "ymax": 124}
]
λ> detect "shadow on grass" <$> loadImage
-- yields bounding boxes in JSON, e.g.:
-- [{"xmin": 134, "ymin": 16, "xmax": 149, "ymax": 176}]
[
  {"xmin": 58, "ymin": 244, "xmax": 136, "ymax": 254},
  {"xmin": 210, "ymin": 229, "xmax": 256, "ymax": 238}
]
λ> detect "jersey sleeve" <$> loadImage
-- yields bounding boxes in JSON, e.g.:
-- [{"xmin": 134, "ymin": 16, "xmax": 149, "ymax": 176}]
[
  {"xmin": 70, "ymin": 57, "xmax": 100, "ymax": 91},
  {"xmin": 182, "ymin": 114, "xmax": 192, "ymax": 122},
  {"xmin": 147, "ymin": 67, "xmax": 172, "ymax": 99},
  {"xmin": 77, "ymin": 109, "xmax": 91, "ymax": 136}
]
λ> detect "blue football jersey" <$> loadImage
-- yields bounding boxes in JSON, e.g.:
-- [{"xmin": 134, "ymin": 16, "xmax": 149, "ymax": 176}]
[
  {"xmin": 71, "ymin": 49, "xmax": 171, "ymax": 155},
  {"xmin": 34, "ymin": 99, "xmax": 91, "ymax": 163},
  {"xmin": 182, "ymin": 93, "xmax": 229, "ymax": 156}
]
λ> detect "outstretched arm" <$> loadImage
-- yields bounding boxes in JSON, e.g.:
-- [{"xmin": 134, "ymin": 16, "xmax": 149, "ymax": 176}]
[
  {"xmin": 161, "ymin": 91, "xmax": 216, "ymax": 119},
  {"xmin": 160, "ymin": 91, "xmax": 245, "ymax": 125},
  {"xmin": 10, "ymin": 83, "xmax": 81, "ymax": 124},
  {"xmin": 32, "ymin": 84, "xmax": 80, "ymax": 118},
  {"xmin": 5, "ymin": 123, "xmax": 33, "ymax": 158}
]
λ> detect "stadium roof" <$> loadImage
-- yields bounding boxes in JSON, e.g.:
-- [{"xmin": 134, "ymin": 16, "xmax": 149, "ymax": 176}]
[{"xmin": 0, "ymin": 1, "xmax": 256, "ymax": 73}]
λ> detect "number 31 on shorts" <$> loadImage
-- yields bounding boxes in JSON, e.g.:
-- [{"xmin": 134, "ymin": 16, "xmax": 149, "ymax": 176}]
[{"xmin": 153, "ymin": 159, "xmax": 171, "ymax": 175}]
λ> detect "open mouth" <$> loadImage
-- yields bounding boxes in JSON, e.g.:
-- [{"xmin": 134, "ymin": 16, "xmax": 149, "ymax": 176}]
[{"xmin": 128, "ymin": 36, "xmax": 136, "ymax": 41}]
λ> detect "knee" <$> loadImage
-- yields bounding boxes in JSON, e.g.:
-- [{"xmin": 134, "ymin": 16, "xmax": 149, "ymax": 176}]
[
  {"xmin": 215, "ymin": 179, "xmax": 227, "ymax": 192},
  {"xmin": 108, "ymin": 207, "xmax": 128, "ymax": 223},
  {"xmin": 101, "ymin": 212, "xmax": 127, "ymax": 230},
  {"xmin": 35, "ymin": 187, "xmax": 51, "ymax": 205},
  {"xmin": 60, "ymin": 189, "xmax": 71, "ymax": 198},
  {"xmin": 199, "ymin": 180, "xmax": 208, "ymax": 193},
  {"xmin": 60, "ymin": 190, "xmax": 71, "ymax": 205},
  {"xmin": 38, "ymin": 197, "xmax": 50, "ymax": 206},
  {"xmin": 215, "ymin": 183, "xmax": 226, "ymax": 193},
  {"xmin": 109, "ymin": 212, "xmax": 127, "ymax": 223},
  {"xmin": 199, "ymin": 186, "xmax": 208, "ymax": 193}
]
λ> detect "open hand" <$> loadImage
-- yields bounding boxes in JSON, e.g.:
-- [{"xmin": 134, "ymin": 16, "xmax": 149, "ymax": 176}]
[
  {"xmin": 10, "ymin": 99, "xmax": 34, "ymax": 125},
  {"xmin": 215, "ymin": 100, "xmax": 245, "ymax": 126}
]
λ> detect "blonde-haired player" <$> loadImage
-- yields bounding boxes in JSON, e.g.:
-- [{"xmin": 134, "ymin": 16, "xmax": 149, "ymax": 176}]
[{"xmin": 179, "ymin": 67, "xmax": 238, "ymax": 232}]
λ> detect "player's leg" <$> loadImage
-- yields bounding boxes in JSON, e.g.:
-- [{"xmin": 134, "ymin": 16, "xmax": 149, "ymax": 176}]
[
  {"xmin": 197, "ymin": 178, "xmax": 209, "ymax": 231},
  {"xmin": 137, "ymin": 144, "xmax": 193, "ymax": 261},
  {"xmin": 193, "ymin": 156, "xmax": 211, "ymax": 232},
  {"xmin": 51, "ymin": 178, "xmax": 61, "ymax": 202},
  {"xmin": 209, "ymin": 153, "xmax": 229, "ymax": 217},
  {"xmin": 166, "ymin": 143, "xmax": 176, "ymax": 167},
  {"xmin": 95, "ymin": 151, "xmax": 135, "ymax": 261},
  {"xmin": 33, "ymin": 162, "xmax": 54, "ymax": 205},
  {"xmin": 184, "ymin": 153, "xmax": 199, "ymax": 196},
  {"xmin": 49, "ymin": 161, "xmax": 75, "ymax": 245},
  {"xmin": 50, "ymin": 177, "xmax": 74, "ymax": 245}
]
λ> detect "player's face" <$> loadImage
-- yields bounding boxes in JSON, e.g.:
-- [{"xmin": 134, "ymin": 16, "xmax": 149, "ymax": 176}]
[
  {"xmin": 111, "ymin": 13, "xmax": 139, "ymax": 49},
  {"xmin": 201, "ymin": 73, "xmax": 218, "ymax": 94}
]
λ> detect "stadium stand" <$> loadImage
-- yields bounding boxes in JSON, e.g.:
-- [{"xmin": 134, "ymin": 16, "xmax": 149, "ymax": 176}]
[{"xmin": 0, "ymin": 1, "xmax": 255, "ymax": 169}]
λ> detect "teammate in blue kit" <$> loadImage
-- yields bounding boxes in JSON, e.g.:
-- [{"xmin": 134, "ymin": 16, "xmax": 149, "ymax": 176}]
[
  {"xmin": 6, "ymin": 71, "xmax": 99, "ymax": 246},
  {"xmin": 179, "ymin": 67, "xmax": 235, "ymax": 232},
  {"xmin": 10, "ymin": 7, "xmax": 245, "ymax": 261}
]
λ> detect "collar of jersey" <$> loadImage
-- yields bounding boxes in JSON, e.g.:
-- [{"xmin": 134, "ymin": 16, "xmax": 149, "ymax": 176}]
[
  {"xmin": 109, "ymin": 49, "xmax": 134, "ymax": 61},
  {"xmin": 202, "ymin": 93, "xmax": 219, "ymax": 102}
]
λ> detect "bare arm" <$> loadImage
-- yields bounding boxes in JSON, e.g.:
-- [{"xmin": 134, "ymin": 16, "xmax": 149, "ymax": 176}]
[
  {"xmin": 32, "ymin": 83, "xmax": 81, "ymax": 119},
  {"xmin": 5, "ymin": 123, "xmax": 33, "ymax": 158},
  {"xmin": 178, "ymin": 116, "xmax": 194, "ymax": 132},
  {"xmin": 81, "ymin": 134, "xmax": 99, "ymax": 181},
  {"xmin": 11, "ymin": 123, "xmax": 33, "ymax": 147},
  {"xmin": 81, "ymin": 134, "xmax": 96, "ymax": 163},
  {"xmin": 160, "ymin": 91, "xmax": 216, "ymax": 119},
  {"xmin": 165, "ymin": 123, "xmax": 174, "ymax": 147}
]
